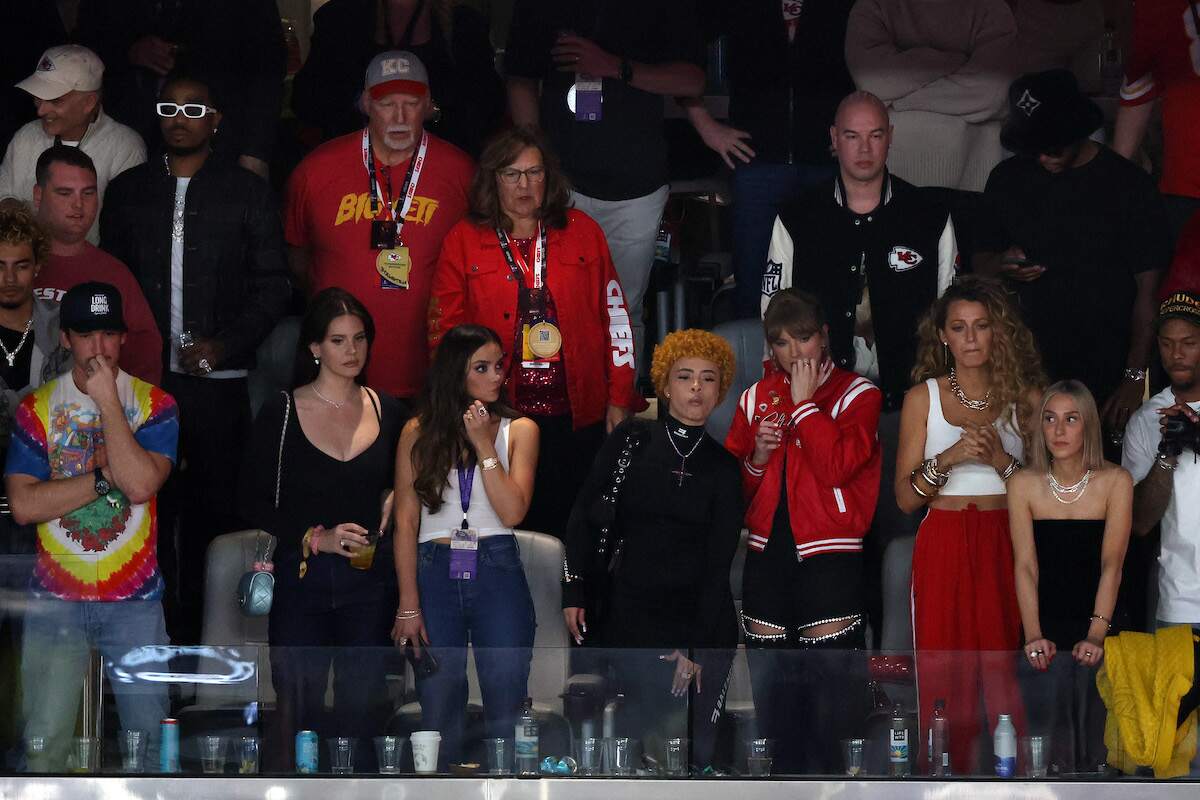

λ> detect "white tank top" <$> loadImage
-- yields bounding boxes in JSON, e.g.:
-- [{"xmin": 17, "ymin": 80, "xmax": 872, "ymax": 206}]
[
  {"xmin": 418, "ymin": 417, "xmax": 514, "ymax": 542},
  {"xmin": 923, "ymin": 378, "xmax": 1024, "ymax": 497}
]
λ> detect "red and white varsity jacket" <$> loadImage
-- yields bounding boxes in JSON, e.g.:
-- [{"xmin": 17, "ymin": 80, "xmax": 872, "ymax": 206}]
[{"xmin": 724, "ymin": 363, "xmax": 882, "ymax": 559}]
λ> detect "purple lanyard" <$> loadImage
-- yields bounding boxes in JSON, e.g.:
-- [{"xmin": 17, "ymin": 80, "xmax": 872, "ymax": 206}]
[{"xmin": 456, "ymin": 457, "xmax": 476, "ymax": 530}]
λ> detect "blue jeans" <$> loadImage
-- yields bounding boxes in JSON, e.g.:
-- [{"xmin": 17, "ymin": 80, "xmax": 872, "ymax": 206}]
[
  {"xmin": 22, "ymin": 596, "xmax": 169, "ymax": 771},
  {"xmin": 416, "ymin": 536, "xmax": 536, "ymax": 768},
  {"xmin": 731, "ymin": 160, "xmax": 835, "ymax": 319}
]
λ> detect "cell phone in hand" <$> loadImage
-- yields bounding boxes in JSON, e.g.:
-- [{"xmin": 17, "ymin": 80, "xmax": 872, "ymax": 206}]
[{"xmin": 405, "ymin": 643, "xmax": 439, "ymax": 678}]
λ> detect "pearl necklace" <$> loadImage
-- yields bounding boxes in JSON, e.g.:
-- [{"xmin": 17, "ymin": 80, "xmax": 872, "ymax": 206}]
[
  {"xmin": 948, "ymin": 368, "xmax": 991, "ymax": 411},
  {"xmin": 1047, "ymin": 468, "xmax": 1092, "ymax": 504},
  {"xmin": 312, "ymin": 384, "xmax": 357, "ymax": 409},
  {"xmin": 0, "ymin": 319, "xmax": 33, "ymax": 368}
]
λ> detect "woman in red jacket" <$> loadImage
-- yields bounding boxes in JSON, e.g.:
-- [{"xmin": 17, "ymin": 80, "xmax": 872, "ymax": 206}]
[
  {"xmin": 725, "ymin": 288, "xmax": 882, "ymax": 774},
  {"xmin": 429, "ymin": 127, "xmax": 645, "ymax": 538}
]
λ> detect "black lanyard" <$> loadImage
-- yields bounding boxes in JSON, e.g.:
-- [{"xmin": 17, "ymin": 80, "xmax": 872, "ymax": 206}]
[{"xmin": 496, "ymin": 225, "xmax": 548, "ymax": 289}]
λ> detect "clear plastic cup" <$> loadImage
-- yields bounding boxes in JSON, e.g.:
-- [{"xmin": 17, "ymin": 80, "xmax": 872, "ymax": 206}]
[
  {"xmin": 665, "ymin": 737, "xmax": 688, "ymax": 776},
  {"xmin": 483, "ymin": 737, "xmax": 512, "ymax": 775},
  {"xmin": 327, "ymin": 737, "xmax": 355, "ymax": 775},
  {"xmin": 239, "ymin": 736, "xmax": 260, "ymax": 774},
  {"xmin": 71, "ymin": 736, "xmax": 100, "ymax": 773},
  {"xmin": 747, "ymin": 756, "xmax": 773, "ymax": 776},
  {"xmin": 201, "ymin": 735, "xmax": 225, "ymax": 774},
  {"xmin": 120, "ymin": 730, "xmax": 148, "ymax": 773},
  {"xmin": 374, "ymin": 736, "xmax": 406, "ymax": 774},
  {"xmin": 842, "ymin": 737, "xmax": 866, "ymax": 777}
]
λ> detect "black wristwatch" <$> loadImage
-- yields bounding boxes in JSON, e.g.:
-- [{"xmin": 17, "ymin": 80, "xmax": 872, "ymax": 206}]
[
  {"xmin": 619, "ymin": 58, "xmax": 633, "ymax": 84},
  {"xmin": 94, "ymin": 468, "xmax": 111, "ymax": 497}
]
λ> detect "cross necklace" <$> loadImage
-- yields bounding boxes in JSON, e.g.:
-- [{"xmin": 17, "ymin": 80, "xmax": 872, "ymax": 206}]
[
  {"xmin": 664, "ymin": 423, "xmax": 704, "ymax": 487},
  {"xmin": 0, "ymin": 319, "xmax": 33, "ymax": 368}
]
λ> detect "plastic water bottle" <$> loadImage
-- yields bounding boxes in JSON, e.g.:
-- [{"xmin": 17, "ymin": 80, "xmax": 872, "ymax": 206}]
[
  {"xmin": 889, "ymin": 703, "xmax": 910, "ymax": 777},
  {"xmin": 993, "ymin": 714, "xmax": 1017, "ymax": 777},
  {"xmin": 929, "ymin": 699, "xmax": 950, "ymax": 777},
  {"xmin": 515, "ymin": 697, "xmax": 540, "ymax": 775}
]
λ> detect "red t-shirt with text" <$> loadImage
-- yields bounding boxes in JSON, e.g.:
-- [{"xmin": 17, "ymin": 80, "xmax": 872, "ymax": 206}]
[{"xmin": 285, "ymin": 131, "xmax": 474, "ymax": 397}]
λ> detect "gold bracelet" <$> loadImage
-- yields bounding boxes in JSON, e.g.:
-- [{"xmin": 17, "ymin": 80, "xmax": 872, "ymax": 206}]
[{"xmin": 909, "ymin": 471, "xmax": 933, "ymax": 499}]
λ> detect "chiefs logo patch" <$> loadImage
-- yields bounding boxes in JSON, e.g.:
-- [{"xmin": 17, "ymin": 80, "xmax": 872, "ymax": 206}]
[{"xmin": 888, "ymin": 246, "xmax": 923, "ymax": 272}]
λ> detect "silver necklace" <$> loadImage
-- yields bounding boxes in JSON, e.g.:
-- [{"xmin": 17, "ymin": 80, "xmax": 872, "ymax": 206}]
[
  {"xmin": 312, "ymin": 384, "xmax": 357, "ymax": 409},
  {"xmin": 664, "ymin": 423, "xmax": 704, "ymax": 487},
  {"xmin": 1047, "ymin": 468, "xmax": 1092, "ymax": 504},
  {"xmin": 948, "ymin": 368, "xmax": 991, "ymax": 411},
  {"xmin": 0, "ymin": 319, "xmax": 33, "ymax": 368}
]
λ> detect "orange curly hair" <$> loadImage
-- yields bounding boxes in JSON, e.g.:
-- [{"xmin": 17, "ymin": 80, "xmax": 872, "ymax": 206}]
[{"xmin": 651, "ymin": 328, "xmax": 737, "ymax": 403}]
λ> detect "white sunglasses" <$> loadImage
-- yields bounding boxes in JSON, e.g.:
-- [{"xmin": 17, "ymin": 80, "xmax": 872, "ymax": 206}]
[{"xmin": 156, "ymin": 102, "xmax": 217, "ymax": 119}]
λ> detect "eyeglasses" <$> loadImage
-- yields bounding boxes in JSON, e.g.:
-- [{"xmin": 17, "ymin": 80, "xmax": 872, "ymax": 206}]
[
  {"xmin": 497, "ymin": 166, "xmax": 546, "ymax": 185},
  {"xmin": 156, "ymin": 102, "xmax": 217, "ymax": 119}
]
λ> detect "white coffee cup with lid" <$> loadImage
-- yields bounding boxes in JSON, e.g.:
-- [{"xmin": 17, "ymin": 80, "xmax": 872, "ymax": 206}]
[{"xmin": 410, "ymin": 730, "xmax": 442, "ymax": 774}]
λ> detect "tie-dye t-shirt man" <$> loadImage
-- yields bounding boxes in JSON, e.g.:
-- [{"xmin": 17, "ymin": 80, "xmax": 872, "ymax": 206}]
[{"xmin": 5, "ymin": 371, "xmax": 178, "ymax": 601}]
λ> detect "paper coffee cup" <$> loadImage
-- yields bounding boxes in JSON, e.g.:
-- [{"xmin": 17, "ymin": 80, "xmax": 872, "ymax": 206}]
[{"xmin": 411, "ymin": 731, "xmax": 442, "ymax": 774}]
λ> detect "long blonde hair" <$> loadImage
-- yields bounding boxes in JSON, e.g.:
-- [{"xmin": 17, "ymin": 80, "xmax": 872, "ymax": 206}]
[
  {"xmin": 912, "ymin": 276, "xmax": 1045, "ymax": 438},
  {"xmin": 1027, "ymin": 380, "xmax": 1104, "ymax": 473}
]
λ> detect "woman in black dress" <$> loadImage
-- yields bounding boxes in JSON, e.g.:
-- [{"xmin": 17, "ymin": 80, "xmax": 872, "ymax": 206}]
[
  {"xmin": 562, "ymin": 328, "xmax": 743, "ymax": 771},
  {"xmin": 239, "ymin": 288, "xmax": 402, "ymax": 771},
  {"xmin": 1008, "ymin": 380, "xmax": 1132, "ymax": 773}
]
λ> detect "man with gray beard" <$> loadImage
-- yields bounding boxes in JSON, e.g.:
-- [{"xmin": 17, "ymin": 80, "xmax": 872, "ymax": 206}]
[{"xmin": 285, "ymin": 51, "xmax": 474, "ymax": 405}]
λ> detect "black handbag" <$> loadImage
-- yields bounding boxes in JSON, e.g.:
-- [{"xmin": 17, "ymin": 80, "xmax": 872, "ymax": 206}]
[{"xmin": 585, "ymin": 423, "xmax": 648, "ymax": 625}]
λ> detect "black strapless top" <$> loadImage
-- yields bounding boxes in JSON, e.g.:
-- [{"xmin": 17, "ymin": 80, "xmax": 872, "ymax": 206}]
[{"xmin": 1033, "ymin": 518, "xmax": 1105, "ymax": 649}]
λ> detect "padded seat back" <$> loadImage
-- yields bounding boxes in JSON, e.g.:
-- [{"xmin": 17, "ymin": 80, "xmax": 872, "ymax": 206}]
[{"xmin": 708, "ymin": 318, "xmax": 765, "ymax": 443}]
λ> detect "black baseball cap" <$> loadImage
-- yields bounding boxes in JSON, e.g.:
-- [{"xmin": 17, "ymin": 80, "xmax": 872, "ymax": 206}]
[
  {"xmin": 1000, "ymin": 69, "xmax": 1104, "ymax": 157},
  {"xmin": 1157, "ymin": 291, "xmax": 1200, "ymax": 330},
  {"xmin": 61, "ymin": 282, "xmax": 127, "ymax": 333}
]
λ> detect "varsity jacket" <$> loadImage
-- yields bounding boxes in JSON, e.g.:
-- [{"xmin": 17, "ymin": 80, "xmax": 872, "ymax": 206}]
[
  {"xmin": 428, "ymin": 209, "xmax": 647, "ymax": 427},
  {"xmin": 724, "ymin": 363, "xmax": 881, "ymax": 559},
  {"xmin": 762, "ymin": 172, "xmax": 955, "ymax": 411}
]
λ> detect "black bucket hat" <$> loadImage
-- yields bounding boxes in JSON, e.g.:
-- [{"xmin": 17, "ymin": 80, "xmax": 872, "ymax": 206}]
[{"xmin": 1000, "ymin": 69, "xmax": 1104, "ymax": 157}]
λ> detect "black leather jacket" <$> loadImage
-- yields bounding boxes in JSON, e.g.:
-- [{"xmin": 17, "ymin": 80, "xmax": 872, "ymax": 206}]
[{"xmin": 99, "ymin": 155, "xmax": 290, "ymax": 371}]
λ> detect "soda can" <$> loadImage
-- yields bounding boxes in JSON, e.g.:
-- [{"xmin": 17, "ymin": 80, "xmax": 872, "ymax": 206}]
[
  {"xmin": 160, "ymin": 718, "xmax": 180, "ymax": 773},
  {"xmin": 295, "ymin": 730, "xmax": 319, "ymax": 774}
]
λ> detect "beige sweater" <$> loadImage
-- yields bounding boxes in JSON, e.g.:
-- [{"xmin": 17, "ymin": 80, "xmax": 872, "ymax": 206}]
[{"xmin": 845, "ymin": 0, "xmax": 1018, "ymax": 123}]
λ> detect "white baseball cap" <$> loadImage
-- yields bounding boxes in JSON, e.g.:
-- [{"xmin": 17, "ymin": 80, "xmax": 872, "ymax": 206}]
[{"xmin": 16, "ymin": 45, "xmax": 104, "ymax": 101}]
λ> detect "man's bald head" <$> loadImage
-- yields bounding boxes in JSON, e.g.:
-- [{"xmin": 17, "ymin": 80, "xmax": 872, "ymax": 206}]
[
  {"xmin": 833, "ymin": 91, "xmax": 890, "ymax": 131},
  {"xmin": 830, "ymin": 91, "xmax": 892, "ymax": 185}
]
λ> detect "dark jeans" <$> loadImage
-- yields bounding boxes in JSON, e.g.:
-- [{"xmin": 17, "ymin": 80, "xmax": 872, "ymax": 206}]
[
  {"xmin": 159, "ymin": 374, "xmax": 252, "ymax": 644},
  {"xmin": 267, "ymin": 588, "xmax": 397, "ymax": 772},
  {"xmin": 521, "ymin": 415, "xmax": 604, "ymax": 539},
  {"xmin": 416, "ymin": 537, "xmax": 536, "ymax": 769},
  {"xmin": 1018, "ymin": 654, "xmax": 1106, "ymax": 773},
  {"xmin": 747, "ymin": 625, "xmax": 869, "ymax": 775},
  {"xmin": 731, "ymin": 160, "xmax": 835, "ymax": 318}
]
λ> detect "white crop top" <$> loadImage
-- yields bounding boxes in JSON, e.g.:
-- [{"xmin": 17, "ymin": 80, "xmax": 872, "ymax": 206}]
[
  {"xmin": 923, "ymin": 378, "xmax": 1024, "ymax": 497},
  {"xmin": 418, "ymin": 417, "xmax": 514, "ymax": 542}
]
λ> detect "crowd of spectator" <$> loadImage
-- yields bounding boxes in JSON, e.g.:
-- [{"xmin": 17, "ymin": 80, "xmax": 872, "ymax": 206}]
[{"xmin": 1, "ymin": 0, "xmax": 1200, "ymax": 780}]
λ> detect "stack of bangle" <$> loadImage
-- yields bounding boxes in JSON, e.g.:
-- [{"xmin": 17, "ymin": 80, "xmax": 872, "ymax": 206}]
[
  {"xmin": 909, "ymin": 457, "xmax": 949, "ymax": 498},
  {"xmin": 395, "ymin": 608, "xmax": 422, "ymax": 621},
  {"xmin": 1000, "ymin": 455, "xmax": 1022, "ymax": 481},
  {"xmin": 1156, "ymin": 453, "xmax": 1178, "ymax": 471}
]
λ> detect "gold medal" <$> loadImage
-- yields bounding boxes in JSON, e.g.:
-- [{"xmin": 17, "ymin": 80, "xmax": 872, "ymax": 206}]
[
  {"xmin": 527, "ymin": 321, "xmax": 562, "ymax": 359},
  {"xmin": 376, "ymin": 247, "xmax": 411, "ymax": 288}
]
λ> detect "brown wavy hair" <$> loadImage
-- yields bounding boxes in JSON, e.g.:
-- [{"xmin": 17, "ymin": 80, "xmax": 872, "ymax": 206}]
[
  {"xmin": 912, "ymin": 276, "xmax": 1045, "ymax": 437},
  {"xmin": 411, "ymin": 324, "xmax": 520, "ymax": 513},
  {"xmin": 467, "ymin": 126, "xmax": 571, "ymax": 232},
  {"xmin": 650, "ymin": 328, "xmax": 737, "ymax": 404},
  {"xmin": 0, "ymin": 198, "xmax": 49, "ymax": 265}
]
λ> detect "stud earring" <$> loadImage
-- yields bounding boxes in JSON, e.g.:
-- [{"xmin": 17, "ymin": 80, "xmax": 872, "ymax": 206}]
[{"xmin": 313, "ymin": 354, "xmax": 320, "ymax": 366}]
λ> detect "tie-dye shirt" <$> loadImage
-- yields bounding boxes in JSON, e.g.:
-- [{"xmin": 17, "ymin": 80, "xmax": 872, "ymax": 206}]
[{"xmin": 5, "ymin": 371, "xmax": 178, "ymax": 601}]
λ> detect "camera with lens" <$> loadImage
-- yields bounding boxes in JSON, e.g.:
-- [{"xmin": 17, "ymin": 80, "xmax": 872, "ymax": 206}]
[{"xmin": 1160, "ymin": 413, "xmax": 1200, "ymax": 458}]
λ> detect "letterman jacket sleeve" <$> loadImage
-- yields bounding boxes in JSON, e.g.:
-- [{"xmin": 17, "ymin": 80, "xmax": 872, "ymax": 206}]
[
  {"xmin": 937, "ymin": 214, "xmax": 958, "ymax": 296},
  {"xmin": 428, "ymin": 222, "xmax": 470, "ymax": 353},
  {"xmin": 761, "ymin": 216, "xmax": 794, "ymax": 317},
  {"xmin": 724, "ymin": 385, "xmax": 769, "ymax": 500},
  {"xmin": 590, "ymin": 218, "xmax": 646, "ymax": 412},
  {"xmin": 691, "ymin": 452, "xmax": 744, "ymax": 647},
  {"xmin": 791, "ymin": 377, "xmax": 882, "ymax": 485}
]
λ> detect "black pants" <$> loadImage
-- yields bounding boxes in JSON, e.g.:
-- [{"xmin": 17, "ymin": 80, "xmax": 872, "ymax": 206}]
[
  {"xmin": 158, "ymin": 374, "xmax": 252, "ymax": 644},
  {"xmin": 267, "ymin": 587, "xmax": 397, "ymax": 772},
  {"xmin": 521, "ymin": 414, "xmax": 604, "ymax": 539}
]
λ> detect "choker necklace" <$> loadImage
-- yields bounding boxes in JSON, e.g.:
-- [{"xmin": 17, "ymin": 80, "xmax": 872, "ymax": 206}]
[
  {"xmin": 312, "ymin": 384, "xmax": 357, "ymax": 409},
  {"xmin": 0, "ymin": 319, "xmax": 33, "ymax": 368},
  {"xmin": 1047, "ymin": 468, "xmax": 1092, "ymax": 504},
  {"xmin": 665, "ymin": 422, "xmax": 704, "ymax": 487},
  {"xmin": 948, "ymin": 368, "xmax": 991, "ymax": 411}
]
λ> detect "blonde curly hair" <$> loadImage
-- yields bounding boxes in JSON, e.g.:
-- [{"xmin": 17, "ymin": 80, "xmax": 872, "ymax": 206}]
[
  {"xmin": 651, "ymin": 329, "xmax": 736, "ymax": 403},
  {"xmin": 0, "ymin": 198, "xmax": 49, "ymax": 266},
  {"xmin": 912, "ymin": 275, "xmax": 1045, "ymax": 437}
]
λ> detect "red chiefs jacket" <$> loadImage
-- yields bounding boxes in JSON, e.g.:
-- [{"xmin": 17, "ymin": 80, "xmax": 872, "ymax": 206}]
[
  {"xmin": 428, "ymin": 208, "xmax": 646, "ymax": 427},
  {"xmin": 724, "ymin": 363, "xmax": 881, "ymax": 558}
]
